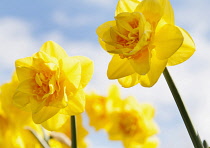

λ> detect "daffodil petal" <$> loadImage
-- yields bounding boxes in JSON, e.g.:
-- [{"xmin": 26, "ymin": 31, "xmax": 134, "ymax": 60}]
[
  {"xmin": 143, "ymin": 137, "xmax": 159, "ymax": 148},
  {"xmin": 118, "ymin": 73, "xmax": 139, "ymax": 88},
  {"xmin": 96, "ymin": 21, "xmax": 118, "ymax": 53},
  {"xmin": 140, "ymin": 103, "xmax": 155, "ymax": 119},
  {"xmin": 61, "ymin": 88, "xmax": 85, "ymax": 115},
  {"xmin": 108, "ymin": 84, "xmax": 121, "ymax": 100},
  {"xmin": 160, "ymin": 0, "xmax": 174, "ymax": 24},
  {"xmin": 32, "ymin": 106, "xmax": 60, "ymax": 124},
  {"xmin": 135, "ymin": 0, "xmax": 163, "ymax": 23},
  {"xmin": 33, "ymin": 51, "xmax": 58, "ymax": 68},
  {"xmin": 40, "ymin": 41, "xmax": 68, "ymax": 60},
  {"xmin": 13, "ymin": 91, "xmax": 30, "ymax": 108},
  {"xmin": 139, "ymin": 51, "xmax": 167, "ymax": 87},
  {"xmin": 129, "ymin": 49, "xmax": 150, "ymax": 75},
  {"xmin": 167, "ymin": 27, "xmax": 195, "ymax": 66},
  {"xmin": 107, "ymin": 55, "xmax": 135, "ymax": 79},
  {"xmin": 41, "ymin": 113, "xmax": 69, "ymax": 131},
  {"xmin": 154, "ymin": 24, "xmax": 183, "ymax": 60},
  {"xmin": 16, "ymin": 79, "xmax": 35, "ymax": 94},
  {"xmin": 71, "ymin": 56, "xmax": 94, "ymax": 88},
  {"xmin": 96, "ymin": 21, "xmax": 116, "ymax": 39},
  {"xmin": 115, "ymin": 0, "xmax": 140, "ymax": 16},
  {"xmin": 15, "ymin": 57, "xmax": 34, "ymax": 81},
  {"xmin": 60, "ymin": 57, "xmax": 81, "ymax": 89}
]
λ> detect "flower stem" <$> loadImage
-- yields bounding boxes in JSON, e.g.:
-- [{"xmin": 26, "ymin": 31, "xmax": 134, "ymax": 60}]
[
  {"xmin": 71, "ymin": 115, "xmax": 77, "ymax": 148},
  {"xmin": 163, "ymin": 68, "xmax": 203, "ymax": 148},
  {"xmin": 203, "ymin": 140, "xmax": 209, "ymax": 148}
]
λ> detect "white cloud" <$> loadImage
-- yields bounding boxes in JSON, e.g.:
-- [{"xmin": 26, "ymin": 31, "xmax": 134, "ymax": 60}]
[
  {"xmin": 52, "ymin": 11, "xmax": 98, "ymax": 27},
  {"xmin": 85, "ymin": 0, "xmax": 118, "ymax": 7},
  {"xmin": 0, "ymin": 17, "xmax": 40, "ymax": 69},
  {"xmin": 0, "ymin": 17, "xmax": 42, "ymax": 83}
]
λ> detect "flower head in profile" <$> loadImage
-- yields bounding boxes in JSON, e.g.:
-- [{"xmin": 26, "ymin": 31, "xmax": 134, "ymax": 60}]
[
  {"xmin": 96, "ymin": 0, "xmax": 195, "ymax": 87},
  {"xmin": 13, "ymin": 41, "xmax": 94, "ymax": 129}
]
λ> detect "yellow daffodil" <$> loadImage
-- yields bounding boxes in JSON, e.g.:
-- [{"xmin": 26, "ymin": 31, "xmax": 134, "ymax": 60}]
[
  {"xmin": 13, "ymin": 41, "xmax": 94, "ymax": 129},
  {"xmin": 106, "ymin": 97, "xmax": 159, "ymax": 148},
  {"xmin": 96, "ymin": 0, "xmax": 195, "ymax": 87},
  {"xmin": 85, "ymin": 85, "xmax": 121, "ymax": 130},
  {"xmin": 0, "ymin": 73, "xmax": 42, "ymax": 148},
  {"xmin": 86, "ymin": 84, "xmax": 158, "ymax": 147}
]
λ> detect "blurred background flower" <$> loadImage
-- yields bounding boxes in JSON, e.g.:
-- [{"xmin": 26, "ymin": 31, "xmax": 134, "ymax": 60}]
[
  {"xmin": 0, "ymin": 0, "xmax": 210, "ymax": 147},
  {"xmin": 0, "ymin": 73, "xmax": 43, "ymax": 148}
]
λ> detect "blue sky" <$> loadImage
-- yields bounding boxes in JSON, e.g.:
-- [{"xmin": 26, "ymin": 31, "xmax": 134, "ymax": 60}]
[{"xmin": 1, "ymin": 0, "xmax": 210, "ymax": 148}]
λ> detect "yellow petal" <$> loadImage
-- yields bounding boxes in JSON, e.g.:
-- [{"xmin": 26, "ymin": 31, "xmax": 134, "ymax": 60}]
[
  {"xmin": 71, "ymin": 56, "xmax": 94, "ymax": 88},
  {"xmin": 135, "ymin": 0, "xmax": 163, "ymax": 23},
  {"xmin": 16, "ymin": 79, "xmax": 35, "ymax": 94},
  {"xmin": 61, "ymin": 88, "xmax": 85, "ymax": 115},
  {"xmin": 115, "ymin": 0, "xmax": 141, "ymax": 16},
  {"xmin": 13, "ymin": 91, "xmax": 30, "ymax": 108},
  {"xmin": 143, "ymin": 137, "xmax": 159, "ymax": 148},
  {"xmin": 154, "ymin": 24, "xmax": 183, "ymax": 59},
  {"xmin": 160, "ymin": 0, "xmax": 175, "ymax": 24},
  {"xmin": 15, "ymin": 57, "xmax": 34, "ymax": 81},
  {"xmin": 40, "ymin": 41, "xmax": 68, "ymax": 60},
  {"xmin": 15, "ymin": 57, "xmax": 33, "ymax": 67},
  {"xmin": 96, "ymin": 21, "xmax": 118, "ymax": 53},
  {"xmin": 155, "ymin": 0, "xmax": 174, "ymax": 31},
  {"xmin": 107, "ymin": 55, "xmax": 135, "ymax": 79},
  {"xmin": 41, "ymin": 113, "xmax": 69, "ymax": 131},
  {"xmin": 129, "ymin": 49, "xmax": 151, "ymax": 75},
  {"xmin": 98, "ymin": 38, "xmax": 116, "ymax": 53},
  {"xmin": 108, "ymin": 84, "xmax": 121, "ymax": 99},
  {"xmin": 96, "ymin": 21, "xmax": 116, "ymax": 39},
  {"xmin": 167, "ymin": 27, "xmax": 195, "ymax": 66},
  {"xmin": 32, "ymin": 106, "xmax": 60, "ymax": 124},
  {"xmin": 139, "ymin": 50, "xmax": 167, "ymax": 87},
  {"xmin": 30, "ymin": 96, "xmax": 46, "ymax": 113},
  {"xmin": 60, "ymin": 57, "xmax": 81, "ymax": 89},
  {"xmin": 33, "ymin": 51, "xmax": 58, "ymax": 69},
  {"xmin": 118, "ymin": 73, "xmax": 139, "ymax": 88},
  {"xmin": 140, "ymin": 103, "xmax": 155, "ymax": 119}
]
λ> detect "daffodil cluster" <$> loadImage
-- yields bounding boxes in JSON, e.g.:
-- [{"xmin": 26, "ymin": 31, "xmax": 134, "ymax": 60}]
[
  {"xmin": 97, "ymin": 0, "xmax": 195, "ymax": 87},
  {"xmin": 86, "ymin": 85, "xmax": 159, "ymax": 148}
]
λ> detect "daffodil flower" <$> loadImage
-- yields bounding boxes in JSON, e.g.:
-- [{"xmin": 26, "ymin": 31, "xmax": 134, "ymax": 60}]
[
  {"xmin": 85, "ymin": 85, "xmax": 121, "ymax": 130},
  {"xmin": 97, "ymin": 0, "xmax": 195, "ymax": 87},
  {"xmin": 13, "ymin": 41, "xmax": 94, "ymax": 129},
  {"xmin": 86, "ymin": 85, "xmax": 159, "ymax": 147}
]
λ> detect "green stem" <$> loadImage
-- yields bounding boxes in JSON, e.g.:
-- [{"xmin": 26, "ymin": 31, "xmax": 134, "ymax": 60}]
[
  {"xmin": 71, "ymin": 116, "xmax": 77, "ymax": 148},
  {"xmin": 203, "ymin": 140, "xmax": 209, "ymax": 148},
  {"xmin": 163, "ymin": 68, "xmax": 203, "ymax": 148}
]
